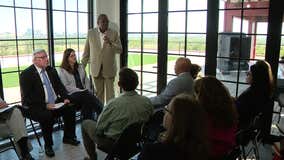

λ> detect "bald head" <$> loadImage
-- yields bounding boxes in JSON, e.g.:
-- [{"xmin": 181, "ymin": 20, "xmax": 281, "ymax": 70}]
[{"xmin": 174, "ymin": 57, "xmax": 191, "ymax": 75}]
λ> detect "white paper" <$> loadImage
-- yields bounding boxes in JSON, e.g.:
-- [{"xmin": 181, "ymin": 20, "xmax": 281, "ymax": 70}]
[
  {"xmin": 0, "ymin": 105, "xmax": 15, "ymax": 113},
  {"xmin": 53, "ymin": 102, "xmax": 65, "ymax": 109}
]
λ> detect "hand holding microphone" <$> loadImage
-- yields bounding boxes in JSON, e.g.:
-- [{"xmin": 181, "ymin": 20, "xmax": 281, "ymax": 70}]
[{"xmin": 103, "ymin": 31, "xmax": 112, "ymax": 45}]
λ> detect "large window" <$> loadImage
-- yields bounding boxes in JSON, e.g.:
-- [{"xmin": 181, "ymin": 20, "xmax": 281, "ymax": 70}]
[
  {"xmin": 217, "ymin": 0, "xmax": 270, "ymax": 96},
  {"xmin": 125, "ymin": 0, "xmax": 283, "ymax": 98},
  {"xmin": 0, "ymin": 0, "xmax": 90, "ymax": 103},
  {"xmin": 128, "ymin": 0, "xmax": 159, "ymax": 96}
]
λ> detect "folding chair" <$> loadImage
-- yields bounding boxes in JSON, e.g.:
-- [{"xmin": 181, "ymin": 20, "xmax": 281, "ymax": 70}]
[
  {"xmin": 98, "ymin": 122, "xmax": 144, "ymax": 160},
  {"xmin": 17, "ymin": 105, "xmax": 42, "ymax": 149},
  {"xmin": 0, "ymin": 123, "xmax": 21, "ymax": 159}
]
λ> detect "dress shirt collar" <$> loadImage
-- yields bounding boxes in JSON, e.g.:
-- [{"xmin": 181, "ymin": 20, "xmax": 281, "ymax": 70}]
[{"xmin": 34, "ymin": 64, "xmax": 44, "ymax": 74}]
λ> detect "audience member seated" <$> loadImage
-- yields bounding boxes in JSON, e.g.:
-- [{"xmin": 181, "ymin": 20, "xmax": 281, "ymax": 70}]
[
  {"xmin": 190, "ymin": 63, "xmax": 202, "ymax": 80},
  {"xmin": 20, "ymin": 49, "xmax": 80, "ymax": 157},
  {"xmin": 150, "ymin": 57, "xmax": 194, "ymax": 108},
  {"xmin": 0, "ymin": 98, "xmax": 34, "ymax": 160},
  {"xmin": 58, "ymin": 48, "xmax": 103, "ymax": 120},
  {"xmin": 81, "ymin": 67, "xmax": 153, "ymax": 160},
  {"xmin": 195, "ymin": 76, "xmax": 238, "ymax": 159},
  {"xmin": 138, "ymin": 94, "xmax": 209, "ymax": 160},
  {"xmin": 236, "ymin": 60, "xmax": 274, "ymax": 140}
]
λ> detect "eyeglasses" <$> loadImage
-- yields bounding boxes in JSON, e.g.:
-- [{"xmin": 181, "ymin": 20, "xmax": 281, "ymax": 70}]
[{"xmin": 35, "ymin": 55, "xmax": 48, "ymax": 59}]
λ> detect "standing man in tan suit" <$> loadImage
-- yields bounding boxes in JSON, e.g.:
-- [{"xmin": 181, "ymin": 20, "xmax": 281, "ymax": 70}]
[{"xmin": 82, "ymin": 14, "xmax": 122, "ymax": 104}]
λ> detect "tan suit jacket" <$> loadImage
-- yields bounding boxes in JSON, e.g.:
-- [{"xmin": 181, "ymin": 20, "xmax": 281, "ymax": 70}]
[{"xmin": 81, "ymin": 28, "xmax": 122, "ymax": 78}]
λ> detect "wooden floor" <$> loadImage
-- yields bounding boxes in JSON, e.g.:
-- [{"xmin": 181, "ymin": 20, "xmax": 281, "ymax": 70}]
[{"xmin": 0, "ymin": 123, "xmax": 107, "ymax": 160}]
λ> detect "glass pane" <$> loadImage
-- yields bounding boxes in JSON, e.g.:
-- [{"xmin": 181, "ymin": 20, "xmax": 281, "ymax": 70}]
[
  {"xmin": 66, "ymin": 12, "xmax": 78, "ymax": 38},
  {"xmin": 66, "ymin": 39, "xmax": 79, "ymax": 51},
  {"xmin": 168, "ymin": 34, "xmax": 185, "ymax": 55},
  {"xmin": 34, "ymin": 40, "xmax": 48, "ymax": 52},
  {"xmin": 18, "ymin": 40, "xmax": 33, "ymax": 70},
  {"xmin": 216, "ymin": 59, "xmax": 259, "ymax": 83},
  {"xmin": 53, "ymin": 0, "xmax": 65, "ymax": 10},
  {"xmin": 142, "ymin": 53, "xmax": 157, "ymax": 72},
  {"xmin": 237, "ymin": 83, "xmax": 250, "ymax": 96},
  {"xmin": 128, "ymin": 14, "xmax": 141, "ymax": 32},
  {"xmin": 54, "ymin": 39, "xmax": 66, "ymax": 55},
  {"xmin": 187, "ymin": 11, "xmax": 207, "ymax": 33},
  {"xmin": 66, "ymin": 0, "xmax": 77, "ymax": 11},
  {"xmin": 222, "ymin": 81, "xmax": 237, "ymax": 97},
  {"xmin": 143, "ymin": 13, "xmax": 158, "ymax": 32},
  {"xmin": 255, "ymin": 35, "xmax": 266, "ymax": 59},
  {"xmin": 141, "ymin": 72, "xmax": 157, "ymax": 93},
  {"xmin": 217, "ymin": 33, "xmax": 252, "ymax": 59},
  {"xmin": 143, "ymin": 34, "xmax": 157, "ymax": 53},
  {"xmin": 218, "ymin": 10, "xmax": 242, "ymax": 33},
  {"xmin": 53, "ymin": 11, "xmax": 66, "ymax": 38},
  {"xmin": 78, "ymin": 39, "xmax": 85, "ymax": 57},
  {"xmin": 136, "ymin": 70, "xmax": 142, "ymax": 90},
  {"xmin": 168, "ymin": 12, "xmax": 185, "ymax": 33},
  {"xmin": 256, "ymin": 22, "xmax": 268, "ymax": 35},
  {"xmin": 128, "ymin": 34, "xmax": 141, "ymax": 51},
  {"xmin": 32, "ymin": 0, "xmax": 46, "ymax": 8},
  {"xmin": 0, "ymin": 41, "xmax": 16, "ymax": 67},
  {"xmin": 169, "ymin": 0, "xmax": 186, "ymax": 11},
  {"xmin": 167, "ymin": 56, "xmax": 180, "ymax": 75},
  {"xmin": 3, "ymin": 73, "xmax": 21, "ymax": 103},
  {"xmin": 78, "ymin": 0, "xmax": 87, "ymax": 12},
  {"xmin": 187, "ymin": 34, "xmax": 206, "ymax": 55},
  {"xmin": 220, "ymin": 0, "xmax": 270, "ymax": 10},
  {"xmin": 0, "ymin": 7, "xmax": 15, "ymax": 39},
  {"xmin": 78, "ymin": 13, "xmax": 88, "ymax": 38},
  {"xmin": 143, "ymin": 0, "xmax": 158, "ymax": 12},
  {"xmin": 128, "ymin": 0, "xmax": 141, "ymax": 13},
  {"xmin": 128, "ymin": 52, "xmax": 141, "ymax": 70},
  {"xmin": 15, "ymin": 0, "xmax": 31, "ymax": 7},
  {"xmin": 33, "ymin": 10, "xmax": 48, "ymax": 38},
  {"xmin": 188, "ymin": 0, "xmax": 207, "ymax": 10},
  {"xmin": 0, "ymin": 0, "xmax": 13, "ymax": 6},
  {"xmin": 16, "ymin": 8, "xmax": 32, "ymax": 39}
]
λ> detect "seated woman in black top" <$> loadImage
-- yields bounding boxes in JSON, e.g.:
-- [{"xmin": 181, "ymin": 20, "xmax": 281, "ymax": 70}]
[
  {"xmin": 59, "ymin": 48, "xmax": 103, "ymax": 120},
  {"xmin": 138, "ymin": 94, "xmax": 209, "ymax": 160},
  {"xmin": 236, "ymin": 60, "xmax": 274, "ymax": 138}
]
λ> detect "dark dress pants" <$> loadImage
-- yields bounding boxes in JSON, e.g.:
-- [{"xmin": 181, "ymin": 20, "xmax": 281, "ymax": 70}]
[
  {"xmin": 70, "ymin": 90, "xmax": 103, "ymax": 120},
  {"xmin": 29, "ymin": 104, "xmax": 76, "ymax": 146}
]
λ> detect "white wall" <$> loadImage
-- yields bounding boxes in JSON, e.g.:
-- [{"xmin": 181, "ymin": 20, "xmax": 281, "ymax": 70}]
[{"xmin": 95, "ymin": 0, "xmax": 120, "ymax": 29}]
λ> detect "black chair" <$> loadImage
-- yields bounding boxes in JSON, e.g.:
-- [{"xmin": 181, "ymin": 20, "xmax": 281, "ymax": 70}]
[
  {"xmin": 17, "ymin": 105, "xmax": 43, "ymax": 149},
  {"xmin": 237, "ymin": 113, "xmax": 263, "ymax": 160},
  {"xmin": 142, "ymin": 109, "xmax": 165, "ymax": 143},
  {"xmin": 98, "ymin": 122, "xmax": 144, "ymax": 160},
  {"xmin": 0, "ymin": 123, "xmax": 21, "ymax": 159}
]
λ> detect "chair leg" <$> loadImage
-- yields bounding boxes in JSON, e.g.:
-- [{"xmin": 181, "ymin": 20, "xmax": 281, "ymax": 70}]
[
  {"xmin": 9, "ymin": 137, "xmax": 21, "ymax": 160},
  {"xmin": 29, "ymin": 119, "xmax": 42, "ymax": 147}
]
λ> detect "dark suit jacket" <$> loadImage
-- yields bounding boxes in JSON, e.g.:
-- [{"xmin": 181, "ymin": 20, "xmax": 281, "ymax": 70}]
[{"xmin": 20, "ymin": 65, "xmax": 69, "ymax": 110}]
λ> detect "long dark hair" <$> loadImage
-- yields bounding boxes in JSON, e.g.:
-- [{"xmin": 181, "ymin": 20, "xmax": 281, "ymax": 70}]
[
  {"xmin": 60, "ymin": 48, "xmax": 78, "ymax": 74},
  {"xmin": 163, "ymin": 94, "xmax": 209, "ymax": 160},
  {"xmin": 197, "ymin": 76, "xmax": 238, "ymax": 128},
  {"xmin": 250, "ymin": 60, "xmax": 274, "ymax": 97}
]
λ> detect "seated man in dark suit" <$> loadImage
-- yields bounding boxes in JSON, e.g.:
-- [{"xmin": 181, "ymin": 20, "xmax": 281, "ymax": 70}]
[{"xmin": 20, "ymin": 49, "xmax": 80, "ymax": 157}]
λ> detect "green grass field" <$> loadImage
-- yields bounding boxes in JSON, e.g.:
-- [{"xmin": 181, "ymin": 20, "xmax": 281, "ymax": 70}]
[{"xmin": 1, "ymin": 54, "xmax": 178, "ymax": 88}]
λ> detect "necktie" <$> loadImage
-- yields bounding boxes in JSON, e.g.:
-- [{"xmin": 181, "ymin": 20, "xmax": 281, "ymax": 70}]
[{"xmin": 41, "ymin": 70, "xmax": 56, "ymax": 104}]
